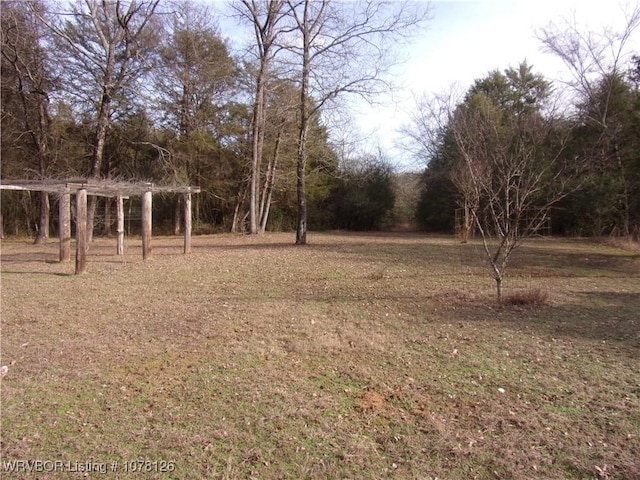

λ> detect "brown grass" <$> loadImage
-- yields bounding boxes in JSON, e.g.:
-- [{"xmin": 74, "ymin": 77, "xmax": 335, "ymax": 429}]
[
  {"xmin": 503, "ymin": 288, "xmax": 549, "ymax": 306},
  {"xmin": 1, "ymin": 232, "xmax": 639, "ymax": 479}
]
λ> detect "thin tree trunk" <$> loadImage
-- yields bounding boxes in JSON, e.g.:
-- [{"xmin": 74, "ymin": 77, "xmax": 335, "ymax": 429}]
[
  {"xmin": 259, "ymin": 126, "xmax": 282, "ymax": 233},
  {"xmin": 104, "ymin": 197, "xmax": 112, "ymax": 236},
  {"xmin": 296, "ymin": 122, "xmax": 309, "ymax": 245},
  {"xmin": 87, "ymin": 197, "xmax": 97, "ymax": 242},
  {"xmin": 232, "ymin": 182, "xmax": 248, "ymax": 233},
  {"xmin": 242, "ymin": 0, "xmax": 285, "ymax": 234},
  {"xmin": 295, "ymin": 2, "xmax": 311, "ymax": 245},
  {"xmin": 250, "ymin": 70, "xmax": 267, "ymax": 234},
  {"xmin": 258, "ymin": 157, "xmax": 271, "ymax": 226},
  {"xmin": 87, "ymin": 88, "xmax": 112, "ymax": 242},
  {"xmin": 34, "ymin": 192, "xmax": 49, "ymax": 244},
  {"xmin": 33, "ymin": 93, "xmax": 50, "ymax": 245},
  {"xmin": 174, "ymin": 196, "xmax": 182, "ymax": 235}
]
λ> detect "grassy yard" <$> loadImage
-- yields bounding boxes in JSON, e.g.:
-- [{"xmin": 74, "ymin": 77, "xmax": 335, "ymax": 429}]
[{"xmin": 1, "ymin": 232, "xmax": 639, "ymax": 479}]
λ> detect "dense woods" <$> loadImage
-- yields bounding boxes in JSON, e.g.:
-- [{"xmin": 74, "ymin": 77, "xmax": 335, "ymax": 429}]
[
  {"xmin": 410, "ymin": 9, "xmax": 640, "ymax": 241},
  {"xmin": 1, "ymin": 0, "xmax": 414, "ymax": 240},
  {"xmin": 1, "ymin": 1, "xmax": 638, "ymax": 242}
]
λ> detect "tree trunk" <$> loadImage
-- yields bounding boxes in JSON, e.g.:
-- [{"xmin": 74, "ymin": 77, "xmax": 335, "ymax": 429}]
[
  {"xmin": 259, "ymin": 126, "xmax": 282, "ymax": 233},
  {"xmin": 174, "ymin": 196, "xmax": 182, "ymax": 235},
  {"xmin": 104, "ymin": 197, "xmax": 112, "ymax": 236},
  {"xmin": 295, "ymin": 135, "xmax": 308, "ymax": 245},
  {"xmin": 295, "ymin": 2, "xmax": 311, "ymax": 246},
  {"xmin": 232, "ymin": 182, "xmax": 248, "ymax": 233},
  {"xmin": 87, "ymin": 196, "xmax": 97, "ymax": 242},
  {"xmin": 33, "ymin": 95, "xmax": 50, "ymax": 245},
  {"xmin": 87, "ymin": 88, "xmax": 112, "ymax": 242},
  {"xmin": 242, "ymin": 0, "xmax": 285, "ymax": 234},
  {"xmin": 34, "ymin": 192, "xmax": 49, "ymax": 244},
  {"xmin": 250, "ymin": 70, "xmax": 267, "ymax": 234}
]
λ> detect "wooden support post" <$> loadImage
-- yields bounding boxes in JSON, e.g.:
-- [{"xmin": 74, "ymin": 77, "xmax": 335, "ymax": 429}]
[
  {"xmin": 75, "ymin": 189, "xmax": 87, "ymax": 274},
  {"xmin": 184, "ymin": 192, "xmax": 192, "ymax": 254},
  {"xmin": 116, "ymin": 196, "xmax": 124, "ymax": 255},
  {"xmin": 142, "ymin": 190, "xmax": 152, "ymax": 260},
  {"xmin": 59, "ymin": 193, "xmax": 71, "ymax": 262}
]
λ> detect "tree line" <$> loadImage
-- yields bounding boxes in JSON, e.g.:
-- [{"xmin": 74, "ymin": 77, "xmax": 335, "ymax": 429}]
[
  {"xmin": 402, "ymin": 7, "xmax": 639, "ymax": 299},
  {"xmin": 1, "ymin": 0, "xmax": 427, "ymax": 242},
  {"xmin": 409, "ymin": 8, "xmax": 640, "ymax": 242},
  {"xmin": 2, "ymin": 1, "xmax": 638, "ymax": 249}
]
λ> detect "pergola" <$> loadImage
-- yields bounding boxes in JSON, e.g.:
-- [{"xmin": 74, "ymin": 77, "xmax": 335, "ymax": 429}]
[{"xmin": 0, "ymin": 179, "xmax": 201, "ymax": 274}]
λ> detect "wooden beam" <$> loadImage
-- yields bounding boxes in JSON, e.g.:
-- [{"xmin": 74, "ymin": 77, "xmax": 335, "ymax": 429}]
[
  {"xmin": 116, "ymin": 196, "xmax": 124, "ymax": 255},
  {"xmin": 141, "ymin": 190, "xmax": 152, "ymax": 260},
  {"xmin": 75, "ymin": 189, "xmax": 87, "ymax": 274},
  {"xmin": 1, "ymin": 180, "xmax": 201, "ymax": 197},
  {"xmin": 184, "ymin": 192, "xmax": 192, "ymax": 254},
  {"xmin": 59, "ymin": 193, "xmax": 71, "ymax": 262}
]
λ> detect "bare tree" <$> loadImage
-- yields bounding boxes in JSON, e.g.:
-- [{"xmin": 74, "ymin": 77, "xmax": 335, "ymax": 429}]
[
  {"xmin": 258, "ymin": 79, "xmax": 299, "ymax": 232},
  {"xmin": 37, "ymin": 0, "xmax": 160, "ymax": 240},
  {"xmin": 538, "ymin": 5, "xmax": 640, "ymax": 119},
  {"xmin": 1, "ymin": 0, "xmax": 54, "ymax": 244},
  {"xmin": 234, "ymin": 0, "xmax": 291, "ymax": 234},
  {"xmin": 284, "ymin": 0, "xmax": 430, "ymax": 244},
  {"xmin": 538, "ymin": 5, "xmax": 640, "ymax": 236},
  {"xmin": 448, "ymin": 64, "xmax": 571, "ymax": 300}
]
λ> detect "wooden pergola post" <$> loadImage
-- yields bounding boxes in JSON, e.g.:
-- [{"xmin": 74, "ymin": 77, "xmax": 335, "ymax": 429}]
[
  {"xmin": 58, "ymin": 192, "xmax": 71, "ymax": 262},
  {"xmin": 184, "ymin": 191, "xmax": 192, "ymax": 254},
  {"xmin": 1, "ymin": 180, "xmax": 201, "ymax": 270},
  {"xmin": 75, "ymin": 188, "xmax": 88, "ymax": 274},
  {"xmin": 141, "ymin": 190, "xmax": 152, "ymax": 260},
  {"xmin": 116, "ymin": 196, "xmax": 125, "ymax": 255}
]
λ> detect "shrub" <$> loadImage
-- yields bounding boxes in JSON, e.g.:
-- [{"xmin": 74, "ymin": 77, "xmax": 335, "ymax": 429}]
[{"xmin": 503, "ymin": 288, "xmax": 549, "ymax": 306}]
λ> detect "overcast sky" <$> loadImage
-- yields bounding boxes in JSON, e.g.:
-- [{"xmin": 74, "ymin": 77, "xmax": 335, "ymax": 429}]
[{"xmin": 352, "ymin": 0, "xmax": 640, "ymax": 171}]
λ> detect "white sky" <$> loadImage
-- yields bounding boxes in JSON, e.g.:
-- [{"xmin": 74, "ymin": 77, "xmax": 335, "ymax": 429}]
[{"xmin": 352, "ymin": 0, "xmax": 640, "ymax": 171}]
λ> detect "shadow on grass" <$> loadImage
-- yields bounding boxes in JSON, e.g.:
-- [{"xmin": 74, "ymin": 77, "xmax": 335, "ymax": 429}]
[
  {"xmin": 0, "ymin": 252, "xmax": 59, "ymax": 263},
  {"xmin": 574, "ymin": 290, "xmax": 640, "ymax": 306},
  {"xmin": 509, "ymin": 245, "xmax": 640, "ymax": 276},
  {"xmin": 1, "ymin": 270, "xmax": 73, "ymax": 277},
  {"xmin": 478, "ymin": 295, "xmax": 640, "ymax": 351}
]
